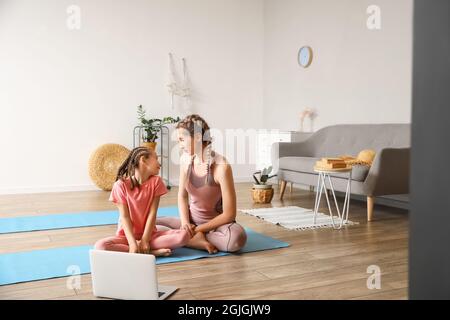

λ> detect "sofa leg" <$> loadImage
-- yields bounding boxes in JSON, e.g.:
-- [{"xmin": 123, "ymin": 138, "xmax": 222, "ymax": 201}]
[
  {"xmin": 367, "ymin": 196, "xmax": 374, "ymax": 222},
  {"xmin": 279, "ymin": 180, "xmax": 287, "ymax": 200}
]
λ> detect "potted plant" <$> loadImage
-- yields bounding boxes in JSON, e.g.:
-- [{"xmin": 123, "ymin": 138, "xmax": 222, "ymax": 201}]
[
  {"xmin": 252, "ymin": 166, "xmax": 277, "ymax": 203},
  {"xmin": 137, "ymin": 105, "xmax": 180, "ymax": 151}
]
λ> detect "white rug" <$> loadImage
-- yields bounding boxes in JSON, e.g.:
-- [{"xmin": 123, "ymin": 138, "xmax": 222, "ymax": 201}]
[{"xmin": 240, "ymin": 206, "xmax": 358, "ymax": 230}]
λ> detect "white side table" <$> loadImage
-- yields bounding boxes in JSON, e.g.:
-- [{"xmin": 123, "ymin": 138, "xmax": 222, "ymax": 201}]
[{"xmin": 312, "ymin": 166, "xmax": 352, "ymax": 230}]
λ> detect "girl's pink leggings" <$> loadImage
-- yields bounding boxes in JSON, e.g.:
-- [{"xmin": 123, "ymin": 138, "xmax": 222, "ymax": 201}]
[{"xmin": 94, "ymin": 227, "xmax": 190, "ymax": 252}]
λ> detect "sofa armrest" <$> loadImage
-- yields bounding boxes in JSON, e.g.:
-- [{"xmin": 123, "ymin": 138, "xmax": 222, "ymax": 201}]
[
  {"xmin": 363, "ymin": 148, "xmax": 410, "ymax": 196},
  {"xmin": 271, "ymin": 141, "xmax": 312, "ymax": 173}
]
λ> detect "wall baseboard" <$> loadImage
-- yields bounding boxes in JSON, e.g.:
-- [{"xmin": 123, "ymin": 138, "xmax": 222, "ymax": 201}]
[
  {"xmin": 1, "ymin": 179, "xmax": 409, "ymax": 212},
  {"xmin": 0, "ymin": 185, "xmax": 100, "ymax": 195},
  {"xmin": 0, "ymin": 176, "xmax": 255, "ymax": 195},
  {"xmin": 168, "ymin": 176, "xmax": 253, "ymax": 186}
]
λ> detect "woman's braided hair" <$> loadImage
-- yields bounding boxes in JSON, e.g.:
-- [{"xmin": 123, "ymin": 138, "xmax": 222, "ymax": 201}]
[
  {"xmin": 116, "ymin": 147, "xmax": 153, "ymax": 190},
  {"xmin": 176, "ymin": 114, "xmax": 213, "ymax": 184}
]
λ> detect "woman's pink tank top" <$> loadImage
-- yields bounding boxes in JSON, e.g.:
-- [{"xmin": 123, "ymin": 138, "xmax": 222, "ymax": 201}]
[{"xmin": 185, "ymin": 154, "xmax": 223, "ymax": 225}]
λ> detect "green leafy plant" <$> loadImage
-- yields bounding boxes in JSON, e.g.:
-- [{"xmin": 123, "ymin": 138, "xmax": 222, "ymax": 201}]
[
  {"xmin": 137, "ymin": 105, "xmax": 180, "ymax": 142},
  {"xmin": 253, "ymin": 166, "xmax": 277, "ymax": 185}
]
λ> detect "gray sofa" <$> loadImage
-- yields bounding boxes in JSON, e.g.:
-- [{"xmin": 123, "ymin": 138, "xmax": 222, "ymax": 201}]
[{"xmin": 271, "ymin": 124, "xmax": 410, "ymax": 221}]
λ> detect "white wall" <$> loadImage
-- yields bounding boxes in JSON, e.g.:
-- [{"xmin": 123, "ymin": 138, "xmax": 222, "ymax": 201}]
[
  {"xmin": 263, "ymin": 0, "xmax": 413, "ymax": 131},
  {"xmin": 0, "ymin": 0, "xmax": 264, "ymax": 194},
  {"xmin": 0, "ymin": 0, "xmax": 414, "ymax": 195}
]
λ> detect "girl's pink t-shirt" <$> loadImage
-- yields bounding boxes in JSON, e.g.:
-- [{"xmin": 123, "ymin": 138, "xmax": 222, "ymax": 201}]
[{"xmin": 109, "ymin": 176, "xmax": 168, "ymax": 238}]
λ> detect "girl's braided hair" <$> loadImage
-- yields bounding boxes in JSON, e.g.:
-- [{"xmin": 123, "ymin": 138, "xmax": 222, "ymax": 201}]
[{"xmin": 116, "ymin": 147, "xmax": 153, "ymax": 190}]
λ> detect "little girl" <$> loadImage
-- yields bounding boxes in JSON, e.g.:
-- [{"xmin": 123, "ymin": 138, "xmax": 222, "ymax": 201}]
[{"xmin": 94, "ymin": 147, "xmax": 190, "ymax": 256}]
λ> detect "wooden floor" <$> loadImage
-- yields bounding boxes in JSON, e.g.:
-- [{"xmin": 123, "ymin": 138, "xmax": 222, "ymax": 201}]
[{"xmin": 0, "ymin": 183, "xmax": 409, "ymax": 300}]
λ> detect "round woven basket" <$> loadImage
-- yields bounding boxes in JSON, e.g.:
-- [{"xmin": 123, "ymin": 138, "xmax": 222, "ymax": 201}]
[
  {"xmin": 88, "ymin": 144, "xmax": 130, "ymax": 191},
  {"xmin": 251, "ymin": 187, "xmax": 274, "ymax": 204}
]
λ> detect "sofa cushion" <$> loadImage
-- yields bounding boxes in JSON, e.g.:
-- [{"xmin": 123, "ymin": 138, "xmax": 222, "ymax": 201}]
[
  {"xmin": 279, "ymin": 157, "xmax": 370, "ymax": 182},
  {"xmin": 305, "ymin": 124, "xmax": 410, "ymax": 156}
]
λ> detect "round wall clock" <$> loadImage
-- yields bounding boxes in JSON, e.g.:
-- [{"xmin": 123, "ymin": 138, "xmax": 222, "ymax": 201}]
[{"xmin": 298, "ymin": 46, "xmax": 313, "ymax": 68}]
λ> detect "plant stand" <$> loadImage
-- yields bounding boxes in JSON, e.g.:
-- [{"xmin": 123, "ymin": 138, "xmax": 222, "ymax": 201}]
[{"xmin": 133, "ymin": 125, "xmax": 172, "ymax": 190}]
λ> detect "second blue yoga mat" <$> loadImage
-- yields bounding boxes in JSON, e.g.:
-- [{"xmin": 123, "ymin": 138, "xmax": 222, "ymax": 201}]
[
  {"xmin": 0, "ymin": 207, "xmax": 179, "ymax": 234},
  {"xmin": 0, "ymin": 229, "xmax": 289, "ymax": 286}
]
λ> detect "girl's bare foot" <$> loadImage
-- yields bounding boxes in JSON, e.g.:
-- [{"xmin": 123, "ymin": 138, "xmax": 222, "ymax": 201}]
[
  {"xmin": 187, "ymin": 232, "xmax": 218, "ymax": 254},
  {"xmin": 150, "ymin": 248, "xmax": 172, "ymax": 257}
]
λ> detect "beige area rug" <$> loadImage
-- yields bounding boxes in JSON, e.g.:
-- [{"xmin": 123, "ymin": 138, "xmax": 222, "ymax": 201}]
[{"xmin": 240, "ymin": 206, "xmax": 358, "ymax": 230}]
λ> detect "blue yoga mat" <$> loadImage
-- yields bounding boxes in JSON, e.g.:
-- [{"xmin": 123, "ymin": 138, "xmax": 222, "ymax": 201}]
[
  {"xmin": 0, "ymin": 207, "xmax": 180, "ymax": 234},
  {"xmin": 0, "ymin": 229, "xmax": 289, "ymax": 286}
]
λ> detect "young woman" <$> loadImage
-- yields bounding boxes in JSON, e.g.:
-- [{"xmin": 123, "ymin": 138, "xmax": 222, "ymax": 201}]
[
  {"xmin": 157, "ymin": 114, "xmax": 247, "ymax": 253},
  {"xmin": 94, "ymin": 147, "xmax": 190, "ymax": 256}
]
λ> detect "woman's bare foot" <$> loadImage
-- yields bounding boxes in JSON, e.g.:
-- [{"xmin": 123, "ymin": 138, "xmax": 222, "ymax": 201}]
[
  {"xmin": 150, "ymin": 248, "xmax": 172, "ymax": 257},
  {"xmin": 187, "ymin": 232, "xmax": 218, "ymax": 254},
  {"xmin": 202, "ymin": 241, "xmax": 218, "ymax": 254}
]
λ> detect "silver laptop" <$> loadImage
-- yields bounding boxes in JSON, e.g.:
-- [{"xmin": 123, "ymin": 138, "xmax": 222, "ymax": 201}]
[{"xmin": 89, "ymin": 249, "xmax": 177, "ymax": 300}]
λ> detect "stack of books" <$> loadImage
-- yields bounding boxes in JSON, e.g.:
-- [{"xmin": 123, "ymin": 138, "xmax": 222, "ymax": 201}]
[{"xmin": 315, "ymin": 158, "xmax": 349, "ymax": 170}]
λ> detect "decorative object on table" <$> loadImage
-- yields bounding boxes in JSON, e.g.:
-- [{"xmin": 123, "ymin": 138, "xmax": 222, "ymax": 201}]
[
  {"xmin": 338, "ymin": 149, "xmax": 376, "ymax": 166},
  {"xmin": 241, "ymin": 206, "xmax": 357, "ymax": 230},
  {"xmin": 252, "ymin": 166, "xmax": 277, "ymax": 204},
  {"xmin": 88, "ymin": 144, "xmax": 130, "ymax": 191},
  {"xmin": 314, "ymin": 158, "xmax": 350, "ymax": 170},
  {"xmin": 137, "ymin": 105, "xmax": 180, "ymax": 151},
  {"xmin": 299, "ymin": 108, "xmax": 316, "ymax": 133},
  {"xmin": 297, "ymin": 46, "xmax": 313, "ymax": 68},
  {"xmin": 167, "ymin": 53, "xmax": 191, "ymax": 112}
]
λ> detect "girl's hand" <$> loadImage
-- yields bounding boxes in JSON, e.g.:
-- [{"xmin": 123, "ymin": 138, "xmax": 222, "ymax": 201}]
[
  {"xmin": 138, "ymin": 239, "xmax": 151, "ymax": 254},
  {"xmin": 181, "ymin": 223, "xmax": 196, "ymax": 237},
  {"xmin": 129, "ymin": 241, "xmax": 140, "ymax": 254}
]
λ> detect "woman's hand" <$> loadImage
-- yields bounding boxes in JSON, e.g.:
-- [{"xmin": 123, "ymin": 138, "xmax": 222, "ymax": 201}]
[
  {"xmin": 138, "ymin": 239, "xmax": 151, "ymax": 254},
  {"xmin": 129, "ymin": 241, "xmax": 140, "ymax": 254},
  {"xmin": 181, "ymin": 223, "xmax": 196, "ymax": 237}
]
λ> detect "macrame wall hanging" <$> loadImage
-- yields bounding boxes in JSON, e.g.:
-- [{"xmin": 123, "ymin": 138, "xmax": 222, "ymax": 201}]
[{"xmin": 167, "ymin": 53, "xmax": 191, "ymax": 112}]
